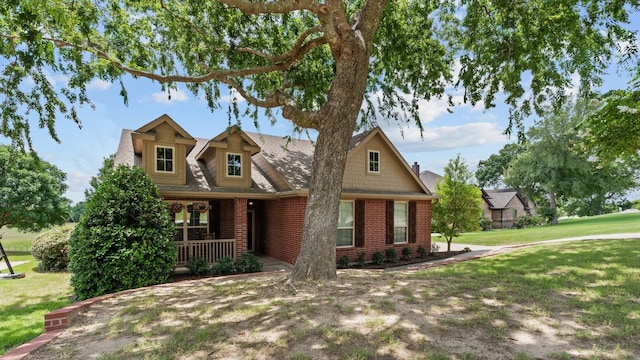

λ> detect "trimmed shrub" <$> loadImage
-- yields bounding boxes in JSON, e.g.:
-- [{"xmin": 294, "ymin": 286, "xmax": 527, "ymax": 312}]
[
  {"xmin": 235, "ymin": 253, "xmax": 263, "ymax": 273},
  {"xmin": 401, "ymin": 246, "xmax": 413, "ymax": 261},
  {"xmin": 356, "ymin": 251, "xmax": 367, "ymax": 267},
  {"xmin": 68, "ymin": 165, "xmax": 176, "ymax": 300},
  {"xmin": 338, "ymin": 255, "xmax": 351, "ymax": 269},
  {"xmin": 211, "ymin": 257, "xmax": 237, "ymax": 275},
  {"xmin": 372, "ymin": 251, "xmax": 384, "ymax": 265},
  {"xmin": 417, "ymin": 245, "xmax": 428, "ymax": 259},
  {"xmin": 513, "ymin": 215, "xmax": 536, "ymax": 229},
  {"xmin": 31, "ymin": 224, "xmax": 74, "ymax": 271},
  {"xmin": 385, "ymin": 247, "xmax": 398, "ymax": 263},
  {"xmin": 187, "ymin": 257, "xmax": 210, "ymax": 276},
  {"xmin": 479, "ymin": 217, "xmax": 492, "ymax": 231}
]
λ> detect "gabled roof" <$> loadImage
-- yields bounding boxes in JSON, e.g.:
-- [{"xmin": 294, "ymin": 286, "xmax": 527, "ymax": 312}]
[
  {"xmin": 482, "ymin": 189, "xmax": 531, "ymax": 210},
  {"xmin": 131, "ymin": 114, "xmax": 197, "ymax": 154},
  {"xmin": 115, "ymin": 118, "xmax": 435, "ymax": 198},
  {"xmin": 157, "ymin": 137, "xmax": 275, "ymax": 195},
  {"xmin": 135, "ymin": 114, "xmax": 193, "ymax": 138},
  {"xmin": 195, "ymin": 125, "xmax": 261, "ymax": 161},
  {"xmin": 419, "ymin": 170, "xmax": 443, "ymax": 194},
  {"xmin": 347, "ymin": 127, "xmax": 431, "ymax": 195}
]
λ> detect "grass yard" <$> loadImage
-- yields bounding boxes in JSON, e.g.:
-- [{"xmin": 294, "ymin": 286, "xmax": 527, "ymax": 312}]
[
  {"xmin": 0, "ymin": 228, "xmax": 37, "ymax": 252},
  {"xmin": 22, "ymin": 239, "xmax": 640, "ymax": 359},
  {"xmin": 444, "ymin": 211, "xmax": 640, "ymax": 246},
  {"xmin": 0, "ymin": 229, "xmax": 73, "ymax": 356}
]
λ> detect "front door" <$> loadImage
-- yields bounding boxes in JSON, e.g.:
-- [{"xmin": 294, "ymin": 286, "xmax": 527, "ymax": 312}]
[{"xmin": 247, "ymin": 210, "xmax": 255, "ymax": 252}]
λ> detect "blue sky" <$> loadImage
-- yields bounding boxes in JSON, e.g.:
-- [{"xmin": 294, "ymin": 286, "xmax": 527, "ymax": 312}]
[{"xmin": 15, "ymin": 64, "xmax": 632, "ymax": 205}]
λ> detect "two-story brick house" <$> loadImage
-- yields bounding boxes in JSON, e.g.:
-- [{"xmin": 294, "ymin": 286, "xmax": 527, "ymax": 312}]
[{"xmin": 114, "ymin": 114, "xmax": 436, "ymax": 266}]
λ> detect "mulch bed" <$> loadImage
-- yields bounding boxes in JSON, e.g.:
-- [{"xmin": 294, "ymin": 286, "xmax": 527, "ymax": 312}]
[
  {"xmin": 341, "ymin": 250, "xmax": 469, "ymax": 270},
  {"xmin": 171, "ymin": 250, "xmax": 470, "ymax": 281}
]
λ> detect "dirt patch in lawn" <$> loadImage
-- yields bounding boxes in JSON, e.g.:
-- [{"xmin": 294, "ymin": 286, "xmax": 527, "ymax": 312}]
[{"xmin": 23, "ymin": 267, "xmax": 633, "ymax": 360}]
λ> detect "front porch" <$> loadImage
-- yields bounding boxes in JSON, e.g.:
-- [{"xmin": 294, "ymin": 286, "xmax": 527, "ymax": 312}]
[
  {"xmin": 167, "ymin": 198, "xmax": 258, "ymax": 266},
  {"xmin": 174, "ymin": 238, "xmax": 236, "ymax": 266}
]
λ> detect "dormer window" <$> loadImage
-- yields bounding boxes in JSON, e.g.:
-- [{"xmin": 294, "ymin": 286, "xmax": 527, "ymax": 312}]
[
  {"xmin": 155, "ymin": 145, "xmax": 174, "ymax": 173},
  {"xmin": 227, "ymin": 153, "xmax": 242, "ymax": 177},
  {"xmin": 368, "ymin": 150, "xmax": 380, "ymax": 173}
]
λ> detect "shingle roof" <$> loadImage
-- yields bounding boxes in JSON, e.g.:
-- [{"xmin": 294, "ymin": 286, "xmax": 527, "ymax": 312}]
[
  {"xmin": 245, "ymin": 132, "xmax": 314, "ymax": 190},
  {"xmin": 482, "ymin": 189, "xmax": 526, "ymax": 209},
  {"xmin": 114, "ymin": 129, "xmax": 141, "ymax": 167},
  {"xmin": 419, "ymin": 170, "xmax": 443, "ymax": 194},
  {"xmin": 115, "ymin": 125, "xmax": 430, "ymax": 197}
]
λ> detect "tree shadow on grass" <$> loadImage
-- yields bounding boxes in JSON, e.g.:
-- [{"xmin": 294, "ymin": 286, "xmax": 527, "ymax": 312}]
[{"xmin": 0, "ymin": 295, "xmax": 70, "ymax": 355}]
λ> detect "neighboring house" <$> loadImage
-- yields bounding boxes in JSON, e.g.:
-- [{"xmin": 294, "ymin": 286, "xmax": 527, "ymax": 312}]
[
  {"xmin": 418, "ymin": 168, "xmax": 535, "ymax": 230},
  {"xmin": 481, "ymin": 189, "xmax": 536, "ymax": 229},
  {"xmin": 114, "ymin": 114, "xmax": 437, "ymax": 266},
  {"xmin": 418, "ymin": 169, "xmax": 443, "ymax": 194}
]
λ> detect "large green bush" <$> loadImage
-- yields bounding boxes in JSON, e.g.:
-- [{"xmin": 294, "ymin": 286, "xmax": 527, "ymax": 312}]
[
  {"xmin": 68, "ymin": 165, "xmax": 176, "ymax": 300},
  {"xmin": 31, "ymin": 224, "xmax": 74, "ymax": 271}
]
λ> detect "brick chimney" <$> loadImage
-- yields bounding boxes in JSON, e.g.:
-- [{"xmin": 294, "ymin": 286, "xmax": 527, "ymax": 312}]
[{"xmin": 412, "ymin": 161, "xmax": 420, "ymax": 176}]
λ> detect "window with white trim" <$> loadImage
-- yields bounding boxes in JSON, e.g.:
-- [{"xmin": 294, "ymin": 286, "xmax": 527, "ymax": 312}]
[
  {"xmin": 227, "ymin": 153, "xmax": 242, "ymax": 177},
  {"xmin": 337, "ymin": 200, "xmax": 354, "ymax": 247},
  {"xmin": 394, "ymin": 202, "xmax": 408, "ymax": 243},
  {"xmin": 155, "ymin": 146, "xmax": 174, "ymax": 173},
  {"xmin": 368, "ymin": 150, "xmax": 380, "ymax": 173}
]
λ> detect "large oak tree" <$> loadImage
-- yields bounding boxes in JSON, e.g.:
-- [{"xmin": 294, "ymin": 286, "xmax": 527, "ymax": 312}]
[
  {"xmin": 1, "ymin": 1, "xmax": 637, "ymax": 282},
  {"xmin": 0, "ymin": 145, "xmax": 70, "ymax": 232}
]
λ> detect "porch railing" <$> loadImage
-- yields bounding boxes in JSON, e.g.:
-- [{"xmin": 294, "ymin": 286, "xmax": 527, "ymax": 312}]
[{"xmin": 174, "ymin": 239, "xmax": 236, "ymax": 266}]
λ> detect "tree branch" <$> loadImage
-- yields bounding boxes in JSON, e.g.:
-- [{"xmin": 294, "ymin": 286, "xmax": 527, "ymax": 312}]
[
  {"xmin": 272, "ymin": 26, "xmax": 327, "ymax": 63},
  {"xmin": 355, "ymin": 0, "xmax": 388, "ymax": 46},
  {"xmin": 218, "ymin": 0, "xmax": 320, "ymax": 14}
]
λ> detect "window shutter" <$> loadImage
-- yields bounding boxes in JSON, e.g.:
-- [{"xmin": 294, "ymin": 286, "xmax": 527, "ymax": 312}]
[
  {"xmin": 386, "ymin": 200, "xmax": 394, "ymax": 245},
  {"xmin": 355, "ymin": 200, "xmax": 365, "ymax": 247},
  {"xmin": 409, "ymin": 201, "xmax": 417, "ymax": 243}
]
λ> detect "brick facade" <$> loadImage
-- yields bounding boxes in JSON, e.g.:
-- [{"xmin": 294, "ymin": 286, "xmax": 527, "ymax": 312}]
[
  {"xmin": 218, "ymin": 199, "xmax": 235, "ymax": 239},
  {"xmin": 335, "ymin": 199, "xmax": 432, "ymax": 263},
  {"xmin": 258, "ymin": 197, "xmax": 432, "ymax": 265},
  {"xmin": 234, "ymin": 198, "xmax": 248, "ymax": 256},
  {"xmin": 261, "ymin": 197, "xmax": 307, "ymax": 264}
]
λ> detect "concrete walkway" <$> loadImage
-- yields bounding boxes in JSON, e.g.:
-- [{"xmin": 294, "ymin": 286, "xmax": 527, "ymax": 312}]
[{"xmin": 0, "ymin": 260, "xmax": 28, "ymax": 272}]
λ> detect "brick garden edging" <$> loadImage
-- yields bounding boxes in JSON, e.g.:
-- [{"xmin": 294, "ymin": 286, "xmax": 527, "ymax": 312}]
[{"xmin": 0, "ymin": 269, "xmax": 290, "ymax": 360}]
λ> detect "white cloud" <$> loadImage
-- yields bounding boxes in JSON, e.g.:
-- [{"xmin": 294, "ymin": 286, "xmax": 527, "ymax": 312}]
[
  {"xmin": 149, "ymin": 87, "xmax": 189, "ymax": 104},
  {"xmin": 65, "ymin": 172, "xmax": 94, "ymax": 202},
  {"xmin": 45, "ymin": 73, "xmax": 69, "ymax": 87},
  {"xmin": 383, "ymin": 121, "xmax": 508, "ymax": 152},
  {"xmin": 87, "ymin": 79, "xmax": 113, "ymax": 91}
]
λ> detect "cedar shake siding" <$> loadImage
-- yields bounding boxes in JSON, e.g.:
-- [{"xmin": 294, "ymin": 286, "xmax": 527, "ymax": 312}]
[{"xmin": 114, "ymin": 115, "xmax": 437, "ymax": 266}]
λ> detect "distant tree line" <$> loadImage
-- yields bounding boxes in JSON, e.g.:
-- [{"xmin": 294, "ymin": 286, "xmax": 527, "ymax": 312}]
[{"xmin": 476, "ymin": 97, "xmax": 640, "ymax": 224}]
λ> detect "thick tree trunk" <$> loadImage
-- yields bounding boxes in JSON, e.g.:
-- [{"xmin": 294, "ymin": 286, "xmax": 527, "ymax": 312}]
[
  {"xmin": 288, "ymin": 31, "xmax": 371, "ymax": 283},
  {"xmin": 288, "ymin": 114, "xmax": 356, "ymax": 282}
]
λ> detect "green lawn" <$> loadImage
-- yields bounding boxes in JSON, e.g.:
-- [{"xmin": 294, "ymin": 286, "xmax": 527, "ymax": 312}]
[
  {"xmin": 441, "ymin": 212, "xmax": 640, "ymax": 246},
  {"xmin": 0, "ymin": 228, "xmax": 36, "ymax": 252},
  {"xmin": 0, "ymin": 229, "xmax": 73, "ymax": 355},
  {"xmin": 414, "ymin": 239, "xmax": 640, "ymax": 358}
]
